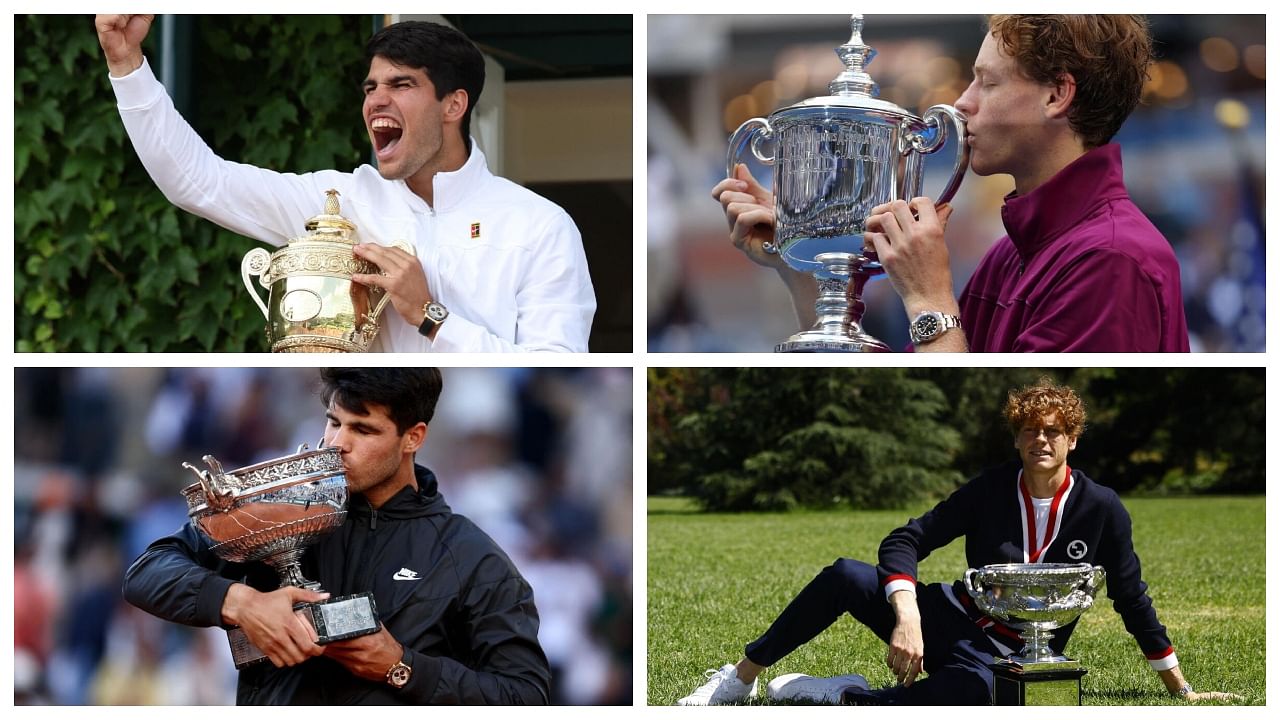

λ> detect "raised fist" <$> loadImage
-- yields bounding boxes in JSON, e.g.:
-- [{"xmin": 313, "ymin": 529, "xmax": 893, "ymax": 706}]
[{"xmin": 95, "ymin": 14, "xmax": 155, "ymax": 77}]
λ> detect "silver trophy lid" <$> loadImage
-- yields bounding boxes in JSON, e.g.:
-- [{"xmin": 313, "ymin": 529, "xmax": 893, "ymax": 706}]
[{"xmin": 779, "ymin": 14, "xmax": 916, "ymax": 117}]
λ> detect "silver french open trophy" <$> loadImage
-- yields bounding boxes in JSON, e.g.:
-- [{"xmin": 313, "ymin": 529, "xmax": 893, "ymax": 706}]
[
  {"xmin": 964, "ymin": 563, "xmax": 1107, "ymax": 705},
  {"xmin": 181, "ymin": 445, "xmax": 380, "ymax": 668},
  {"xmin": 726, "ymin": 15, "xmax": 968, "ymax": 352}
]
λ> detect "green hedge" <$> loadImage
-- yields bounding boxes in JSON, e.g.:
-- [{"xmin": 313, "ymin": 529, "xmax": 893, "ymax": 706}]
[{"xmin": 15, "ymin": 15, "xmax": 370, "ymax": 351}]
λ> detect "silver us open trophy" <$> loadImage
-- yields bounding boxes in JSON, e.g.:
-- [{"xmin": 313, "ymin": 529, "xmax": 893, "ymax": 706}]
[
  {"xmin": 181, "ymin": 445, "xmax": 380, "ymax": 668},
  {"xmin": 727, "ymin": 15, "xmax": 969, "ymax": 352},
  {"xmin": 964, "ymin": 563, "xmax": 1107, "ymax": 705}
]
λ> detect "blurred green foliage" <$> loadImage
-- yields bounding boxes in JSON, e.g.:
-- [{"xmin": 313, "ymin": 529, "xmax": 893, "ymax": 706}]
[
  {"xmin": 15, "ymin": 15, "xmax": 369, "ymax": 351},
  {"xmin": 648, "ymin": 368, "xmax": 1264, "ymax": 510}
]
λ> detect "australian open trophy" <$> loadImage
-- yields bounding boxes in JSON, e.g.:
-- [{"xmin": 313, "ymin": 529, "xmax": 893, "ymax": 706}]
[
  {"xmin": 181, "ymin": 445, "xmax": 380, "ymax": 668},
  {"xmin": 241, "ymin": 189, "xmax": 414, "ymax": 352},
  {"xmin": 726, "ymin": 15, "xmax": 969, "ymax": 352},
  {"xmin": 964, "ymin": 562, "xmax": 1107, "ymax": 705}
]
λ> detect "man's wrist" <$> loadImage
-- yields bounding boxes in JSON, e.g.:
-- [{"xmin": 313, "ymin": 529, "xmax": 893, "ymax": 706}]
[{"xmin": 107, "ymin": 55, "xmax": 144, "ymax": 78}]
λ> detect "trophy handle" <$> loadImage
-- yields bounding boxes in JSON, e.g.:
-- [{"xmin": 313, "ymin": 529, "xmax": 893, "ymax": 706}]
[
  {"xmin": 241, "ymin": 248, "xmax": 272, "ymax": 320},
  {"xmin": 962, "ymin": 567, "xmax": 983, "ymax": 598},
  {"xmin": 726, "ymin": 116, "xmax": 776, "ymax": 179},
  {"xmin": 366, "ymin": 240, "xmax": 418, "ymax": 323},
  {"xmin": 907, "ymin": 105, "xmax": 970, "ymax": 205},
  {"xmin": 726, "ymin": 117, "xmax": 779, "ymax": 254},
  {"xmin": 1085, "ymin": 565, "xmax": 1107, "ymax": 594},
  {"xmin": 182, "ymin": 454, "xmax": 236, "ymax": 512}
]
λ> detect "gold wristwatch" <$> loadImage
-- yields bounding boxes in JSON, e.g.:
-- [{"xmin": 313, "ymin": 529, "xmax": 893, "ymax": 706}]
[{"xmin": 385, "ymin": 646, "xmax": 413, "ymax": 689}]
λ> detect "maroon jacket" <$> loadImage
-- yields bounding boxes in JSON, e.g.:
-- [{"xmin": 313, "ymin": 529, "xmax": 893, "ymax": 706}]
[{"xmin": 958, "ymin": 144, "xmax": 1189, "ymax": 352}]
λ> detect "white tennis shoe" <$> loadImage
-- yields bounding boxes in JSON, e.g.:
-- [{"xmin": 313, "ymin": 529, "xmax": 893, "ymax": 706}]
[
  {"xmin": 675, "ymin": 664, "xmax": 758, "ymax": 705},
  {"xmin": 766, "ymin": 672, "xmax": 870, "ymax": 704}
]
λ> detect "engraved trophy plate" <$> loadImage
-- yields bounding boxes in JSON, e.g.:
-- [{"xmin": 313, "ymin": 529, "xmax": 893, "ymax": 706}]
[
  {"xmin": 726, "ymin": 15, "xmax": 968, "ymax": 352},
  {"xmin": 964, "ymin": 562, "xmax": 1106, "ymax": 705},
  {"xmin": 181, "ymin": 447, "xmax": 381, "ymax": 668},
  {"xmin": 240, "ymin": 189, "xmax": 415, "ymax": 353}
]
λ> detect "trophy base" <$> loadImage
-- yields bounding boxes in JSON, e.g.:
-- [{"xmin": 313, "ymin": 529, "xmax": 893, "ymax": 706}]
[
  {"xmin": 227, "ymin": 591, "xmax": 379, "ymax": 669},
  {"xmin": 991, "ymin": 661, "xmax": 1087, "ymax": 705},
  {"xmin": 776, "ymin": 331, "xmax": 891, "ymax": 353}
]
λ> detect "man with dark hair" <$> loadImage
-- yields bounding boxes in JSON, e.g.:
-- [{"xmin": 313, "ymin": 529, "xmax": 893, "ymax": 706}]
[
  {"xmin": 123, "ymin": 368, "xmax": 552, "ymax": 704},
  {"xmin": 677, "ymin": 380, "xmax": 1236, "ymax": 705},
  {"xmin": 714, "ymin": 15, "xmax": 1187, "ymax": 352},
  {"xmin": 96, "ymin": 15, "xmax": 595, "ymax": 352}
]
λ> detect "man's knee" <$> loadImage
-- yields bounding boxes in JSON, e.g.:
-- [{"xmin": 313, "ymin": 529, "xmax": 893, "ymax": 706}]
[{"xmin": 823, "ymin": 558, "xmax": 878, "ymax": 593}]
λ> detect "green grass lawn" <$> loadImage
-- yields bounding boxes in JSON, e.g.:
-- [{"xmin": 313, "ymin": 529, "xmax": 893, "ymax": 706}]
[{"xmin": 647, "ymin": 495, "xmax": 1264, "ymax": 705}]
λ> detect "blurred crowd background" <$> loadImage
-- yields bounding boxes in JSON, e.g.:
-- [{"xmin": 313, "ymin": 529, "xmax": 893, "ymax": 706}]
[
  {"xmin": 648, "ymin": 14, "xmax": 1266, "ymax": 352},
  {"xmin": 13, "ymin": 367, "xmax": 633, "ymax": 705}
]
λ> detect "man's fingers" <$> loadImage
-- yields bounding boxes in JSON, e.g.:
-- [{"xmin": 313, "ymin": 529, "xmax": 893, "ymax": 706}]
[
  {"xmin": 351, "ymin": 272, "xmax": 388, "ymax": 289},
  {"xmin": 910, "ymin": 197, "xmax": 939, "ymax": 225},
  {"xmin": 711, "ymin": 177, "xmax": 748, "ymax": 201},
  {"xmin": 353, "ymin": 242, "xmax": 411, "ymax": 270},
  {"xmin": 732, "ymin": 164, "xmax": 772, "ymax": 202},
  {"xmin": 728, "ymin": 207, "xmax": 772, "ymax": 245}
]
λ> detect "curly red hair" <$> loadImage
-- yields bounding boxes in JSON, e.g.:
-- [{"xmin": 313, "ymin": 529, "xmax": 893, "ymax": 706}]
[
  {"xmin": 988, "ymin": 15, "xmax": 1153, "ymax": 149},
  {"xmin": 1004, "ymin": 378, "xmax": 1086, "ymax": 437}
]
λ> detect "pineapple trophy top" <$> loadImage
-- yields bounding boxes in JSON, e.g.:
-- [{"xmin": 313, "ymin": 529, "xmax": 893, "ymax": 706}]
[{"xmin": 302, "ymin": 188, "xmax": 357, "ymax": 241}]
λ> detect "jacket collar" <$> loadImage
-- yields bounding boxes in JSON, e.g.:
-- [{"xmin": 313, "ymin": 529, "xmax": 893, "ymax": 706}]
[
  {"xmin": 349, "ymin": 464, "xmax": 450, "ymax": 520},
  {"xmin": 1000, "ymin": 143, "xmax": 1129, "ymax": 262},
  {"xmin": 424, "ymin": 138, "xmax": 490, "ymax": 214}
]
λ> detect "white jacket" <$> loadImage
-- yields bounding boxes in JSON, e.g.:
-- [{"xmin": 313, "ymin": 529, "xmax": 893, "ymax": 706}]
[{"xmin": 111, "ymin": 58, "xmax": 596, "ymax": 352}]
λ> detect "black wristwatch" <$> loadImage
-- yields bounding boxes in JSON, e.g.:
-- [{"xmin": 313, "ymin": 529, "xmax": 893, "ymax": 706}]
[
  {"xmin": 385, "ymin": 646, "xmax": 413, "ymax": 689},
  {"xmin": 909, "ymin": 311, "xmax": 962, "ymax": 345},
  {"xmin": 417, "ymin": 301, "xmax": 449, "ymax": 337}
]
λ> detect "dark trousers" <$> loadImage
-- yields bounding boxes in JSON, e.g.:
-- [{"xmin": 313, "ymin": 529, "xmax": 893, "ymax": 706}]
[{"xmin": 744, "ymin": 558, "xmax": 996, "ymax": 705}]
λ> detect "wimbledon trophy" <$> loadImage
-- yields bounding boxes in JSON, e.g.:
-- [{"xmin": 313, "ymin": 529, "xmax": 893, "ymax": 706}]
[
  {"xmin": 181, "ymin": 445, "xmax": 379, "ymax": 668},
  {"xmin": 241, "ymin": 189, "xmax": 413, "ymax": 352},
  {"xmin": 726, "ymin": 15, "xmax": 969, "ymax": 352},
  {"xmin": 964, "ymin": 562, "xmax": 1107, "ymax": 705}
]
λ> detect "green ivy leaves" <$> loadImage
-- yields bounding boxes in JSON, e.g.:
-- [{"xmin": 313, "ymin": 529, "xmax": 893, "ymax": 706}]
[{"xmin": 15, "ymin": 15, "xmax": 369, "ymax": 351}]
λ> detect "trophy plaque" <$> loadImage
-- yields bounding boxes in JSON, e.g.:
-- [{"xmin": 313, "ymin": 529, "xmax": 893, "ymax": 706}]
[
  {"xmin": 181, "ymin": 446, "xmax": 380, "ymax": 668},
  {"xmin": 726, "ymin": 14, "xmax": 969, "ymax": 352},
  {"xmin": 241, "ymin": 189, "xmax": 413, "ymax": 353},
  {"xmin": 964, "ymin": 562, "xmax": 1107, "ymax": 705}
]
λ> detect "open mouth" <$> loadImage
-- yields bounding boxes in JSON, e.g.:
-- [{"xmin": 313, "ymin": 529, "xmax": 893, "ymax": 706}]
[{"xmin": 371, "ymin": 117, "xmax": 404, "ymax": 158}]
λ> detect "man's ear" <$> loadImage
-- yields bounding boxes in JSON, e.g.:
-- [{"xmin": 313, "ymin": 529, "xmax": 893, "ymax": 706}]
[
  {"xmin": 442, "ymin": 89, "xmax": 468, "ymax": 125},
  {"xmin": 403, "ymin": 422, "xmax": 428, "ymax": 454},
  {"xmin": 1044, "ymin": 72, "xmax": 1077, "ymax": 121}
]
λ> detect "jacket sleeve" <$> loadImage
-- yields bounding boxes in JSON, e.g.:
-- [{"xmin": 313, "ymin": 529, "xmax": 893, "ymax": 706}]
[
  {"xmin": 877, "ymin": 475, "xmax": 981, "ymax": 597},
  {"xmin": 424, "ymin": 209, "xmax": 596, "ymax": 353},
  {"xmin": 121, "ymin": 521, "xmax": 241, "ymax": 628},
  {"xmin": 398, "ymin": 554, "xmax": 551, "ymax": 704},
  {"xmin": 109, "ymin": 57, "xmax": 346, "ymax": 247},
  {"xmin": 1095, "ymin": 492, "xmax": 1177, "ymax": 671}
]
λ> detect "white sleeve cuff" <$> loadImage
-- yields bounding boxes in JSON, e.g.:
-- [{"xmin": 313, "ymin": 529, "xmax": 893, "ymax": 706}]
[
  {"xmin": 883, "ymin": 579, "xmax": 917, "ymax": 599},
  {"xmin": 1148, "ymin": 651, "xmax": 1178, "ymax": 672},
  {"xmin": 109, "ymin": 56, "xmax": 166, "ymax": 111}
]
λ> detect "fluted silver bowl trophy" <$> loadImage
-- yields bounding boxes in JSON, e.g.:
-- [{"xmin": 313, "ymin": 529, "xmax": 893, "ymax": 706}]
[
  {"xmin": 181, "ymin": 446, "xmax": 379, "ymax": 668},
  {"xmin": 727, "ymin": 15, "xmax": 968, "ymax": 352},
  {"xmin": 964, "ymin": 563, "xmax": 1106, "ymax": 705}
]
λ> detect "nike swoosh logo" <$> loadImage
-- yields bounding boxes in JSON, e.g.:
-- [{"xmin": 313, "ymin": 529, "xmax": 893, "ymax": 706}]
[{"xmin": 393, "ymin": 569, "xmax": 420, "ymax": 581}]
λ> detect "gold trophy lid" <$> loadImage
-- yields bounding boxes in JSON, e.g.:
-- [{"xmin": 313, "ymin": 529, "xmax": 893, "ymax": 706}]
[{"xmin": 299, "ymin": 189, "xmax": 357, "ymax": 242}]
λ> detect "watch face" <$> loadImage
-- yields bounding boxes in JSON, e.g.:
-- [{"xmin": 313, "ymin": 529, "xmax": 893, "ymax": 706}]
[
  {"xmin": 389, "ymin": 663, "xmax": 411, "ymax": 688},
  {"xmin": 426, "ymin": 304, "xmax": 448, "ymax": 322},
  {"xmin": 915, "ymin": 315, "xmax": 940, "ymax": 338}
]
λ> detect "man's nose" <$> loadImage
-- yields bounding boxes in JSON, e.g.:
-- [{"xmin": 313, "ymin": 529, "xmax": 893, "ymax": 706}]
[
  {"xmin": 325, "ymin": 427, "xmax": 350, "ymax": 452},
  {"xmin": 954, "ymin": 80, "xmax": 977, "ymax": 116}
]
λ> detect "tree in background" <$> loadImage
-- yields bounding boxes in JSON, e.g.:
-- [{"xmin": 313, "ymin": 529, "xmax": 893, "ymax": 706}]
[
  {"xmin": 649, "ymin": 368, "xmax": 965, "ymax": 511},
  {"xmin": 16, "ymin": 15, "xmax": 368, "ymax": 351},
  {"xmin": 650, "ymin": 368, "xmax": 1263, "ymax": 511}
]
